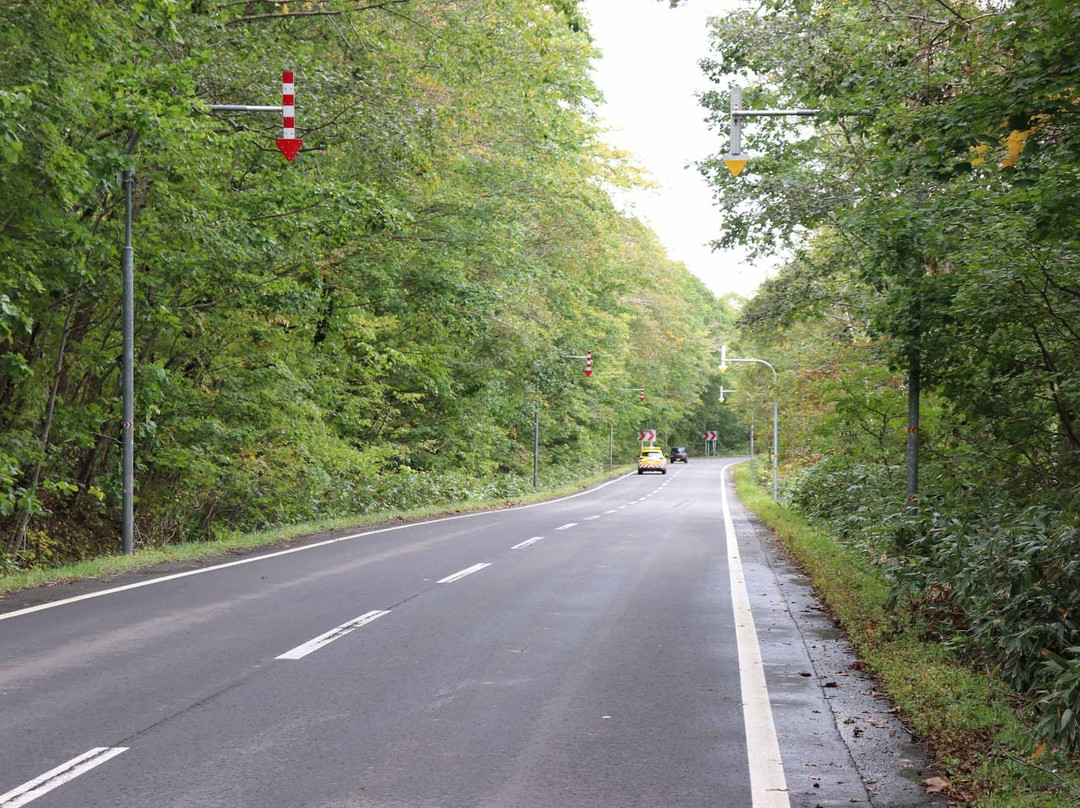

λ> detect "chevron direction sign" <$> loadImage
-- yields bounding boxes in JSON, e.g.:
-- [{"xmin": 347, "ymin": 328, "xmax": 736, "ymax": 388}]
[{"xmin": 637, "ymin": 430, "xmax": 657, "ymax": 442}]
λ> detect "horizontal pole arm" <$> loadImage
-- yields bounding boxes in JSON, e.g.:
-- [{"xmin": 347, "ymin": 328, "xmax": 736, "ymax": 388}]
[
  {"xmin": 208, "ymin": 105, "xmax": 282, "ymax": 113},
  {"xmin": 725, "ymin": 357, "xmax": 779, "ymax": 383},
  {"xmin": 735, "ymin": 109, "xmax": 819, "ymax": 118}
]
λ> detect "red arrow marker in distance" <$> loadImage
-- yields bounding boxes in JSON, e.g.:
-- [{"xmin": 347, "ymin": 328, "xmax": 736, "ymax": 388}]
[{"xmin": 276, "ymin": 71, "xmax": 303, "ymax": 161}]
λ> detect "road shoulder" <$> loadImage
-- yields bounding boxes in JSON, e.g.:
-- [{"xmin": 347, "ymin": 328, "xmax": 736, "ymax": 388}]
[{"xmin": 725, "ymin": 461, "xmax": 944, "ymax": 807}]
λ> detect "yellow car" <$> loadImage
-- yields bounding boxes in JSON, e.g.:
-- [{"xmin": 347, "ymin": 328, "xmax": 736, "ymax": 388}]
[{"xmin": 637, "ymin": 446, "xmax": 667, "ymax": 475}]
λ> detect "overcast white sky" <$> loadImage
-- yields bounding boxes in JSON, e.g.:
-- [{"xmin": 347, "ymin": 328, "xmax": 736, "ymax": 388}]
[{"xmin": 582, "ymin": 0, "xmax": 771, "ymax": 299}]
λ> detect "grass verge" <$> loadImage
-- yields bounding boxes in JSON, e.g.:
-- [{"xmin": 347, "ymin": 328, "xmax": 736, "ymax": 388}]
[
  {"xmin": 733, "ymin": 463, "xmax": 1080, "ymax": 808},
  {"xmin": 1, "ymin": 465, "xmax": 634, "ymax": 600}
]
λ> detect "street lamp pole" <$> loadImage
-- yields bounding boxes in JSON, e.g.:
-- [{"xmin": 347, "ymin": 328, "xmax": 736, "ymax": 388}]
[
  {"xmin": 772, "ymin": 399, "xmax": 778, "ymax": 501},
  {"xmin": 721, "ymin": 349, "xmax": 780, "ymax": 501}
]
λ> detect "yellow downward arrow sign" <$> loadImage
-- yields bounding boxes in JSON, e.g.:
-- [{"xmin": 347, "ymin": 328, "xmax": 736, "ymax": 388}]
[{"xmin": 723, "ymin": 157, "xmax": 748, "ymax": 177}]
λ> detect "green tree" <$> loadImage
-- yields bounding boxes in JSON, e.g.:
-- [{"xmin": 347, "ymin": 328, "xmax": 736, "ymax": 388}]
[{"xmin": 0, "ymin": 0, "xmax": 734, "ymax": 566}]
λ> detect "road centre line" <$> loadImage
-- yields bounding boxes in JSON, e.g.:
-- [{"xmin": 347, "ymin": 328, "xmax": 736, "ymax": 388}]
[
  {"xmin": 510, "ymin": 537, "xmax": 543, "ymax": 550},
  {"xmin": 554, "ymin": 523, "xmax": 577, "ymax": 531},
  {"xmin": 0, "ymin": 747, "xmax": 128, "ymax": 808},
  {"xmin": 604, "ymin": 509, "xmax": 617, "ymax": 514},
  {"xmin": 276, "ymin": 609, "xmax": 390, "ymax": 660},
  {"xmin": 0, "ymin": 472, "xmax": 637, "ymax": 622},
  {"xmin": 583, "ymin": 515, "xmax": 600, "ymax": 521},
  {"xmin": 720, "ymin": 462, "xmax": 790, "ymax": 807},
  {"xmin": 437, "ymin": 562, "xmax": 491, "ymax": 584}
]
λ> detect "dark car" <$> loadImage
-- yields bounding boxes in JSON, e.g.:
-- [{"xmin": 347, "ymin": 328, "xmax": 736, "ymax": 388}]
[{"xmin": 670, "ymin": 447, "xmax": 688, "ymax": 463}]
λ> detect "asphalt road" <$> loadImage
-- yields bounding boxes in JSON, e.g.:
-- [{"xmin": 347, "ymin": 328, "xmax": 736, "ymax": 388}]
[{"xmin": 0, "ymin": 460, "xmax": 936, "ymax": 807}]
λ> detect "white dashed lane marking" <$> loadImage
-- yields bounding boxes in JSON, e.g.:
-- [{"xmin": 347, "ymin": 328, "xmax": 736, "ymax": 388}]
[
  {"xmin": 437, "ymin": 563, "xmax": 492, "ymax": 584},
  {"xmin": 276, "ymin": 610, "xmax": 390, "ymax": 660},
  {"xmin": 511, "ymin": 537, "xmax": 543, "ymax": 550},
  {"xmin": 0, "ymin": 747, "xmax": 128, "ymax": 808},
  {"xmin": 555, "ymin": 523, "xmax": 577, "ymax": 531},
  {"xmin": 0, "ymin": 472, "xmax": 639, "ymax": 624}
]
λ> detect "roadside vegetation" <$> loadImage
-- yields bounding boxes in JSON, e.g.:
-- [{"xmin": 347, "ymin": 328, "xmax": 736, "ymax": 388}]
[
  {"xmin": 697, "ymin": 0, "xmax": 1080, "ymax": 785},
  {"xmin": 0, "ymin": 463, "xmax": 634, "ymax": 599},
  {"xmin": 736, "ymin": 464, "xmax": 1080, "ymax": 807},
  {"xmin": 0, "ymin": 2, "xmax": 745, "ymax": 576}
]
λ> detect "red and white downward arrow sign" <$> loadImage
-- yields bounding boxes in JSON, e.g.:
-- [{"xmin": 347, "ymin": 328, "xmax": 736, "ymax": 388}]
[{"xmin": 276, "ymin": 71, "xmax": 303, "ymax": 161}]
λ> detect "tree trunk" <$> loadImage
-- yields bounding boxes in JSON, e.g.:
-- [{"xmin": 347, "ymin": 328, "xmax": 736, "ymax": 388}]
[
  {"xmin": 9, "ymin": 288, "xmax": 82, "ymax": 556},
  {"xmin": 905, "ymin": 348, "xmax": 920, "ymax": 517}
]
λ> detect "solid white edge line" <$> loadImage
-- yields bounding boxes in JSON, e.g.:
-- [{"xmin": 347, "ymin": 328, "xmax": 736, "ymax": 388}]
[
  {"xmin": 275, "ymin": 609, "xmax": 390, "ymax": 661},
  {"xmin": 0, "ymin": 747, "xmax": 128, "ymax": 808},
  {"xmin": 0, "ymin": 472, "xmax": 638, "ymax": 622},
  {"xmin": 720, "ymin": 462, "xmax": 790, "ymax": 807},
  {"xmin": 436, "ymin": 562, "xmax": 491, "ymax": 584},
  {"xmin": 554, "ymin": 522, "xmax": 577, "ymax": 531},
  {"xmin": 510, "ymin": 537, "xmax": 543, "ymax": 550}
]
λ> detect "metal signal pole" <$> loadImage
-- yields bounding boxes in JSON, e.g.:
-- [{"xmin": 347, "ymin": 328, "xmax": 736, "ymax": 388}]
[
  {"xmin": 121, "ymin": 169, "xmax": 135, "ymax": 555},
  {"xmin": 529, "ymin": 350, "xmax": 596, "ymax": 488},
  {"xmin": 609, "ymin": 421, "xmax": 613, "ymax": 471},
  {"xmin": 116, "ymin": 74, "xmax": 302, "ymax": 555},
  {"xmin": 722, "ymin": 82, "xmax": 820, "ymax": 177},
  {"xmin": 533, "ymin": 403, "xmax": 540, "ymax": 489}
]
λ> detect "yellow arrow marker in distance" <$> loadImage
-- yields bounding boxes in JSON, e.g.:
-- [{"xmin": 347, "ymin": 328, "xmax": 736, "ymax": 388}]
[{"xmin": 723, "ymin": 155, "xmax": 748, "ymax": 177}]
